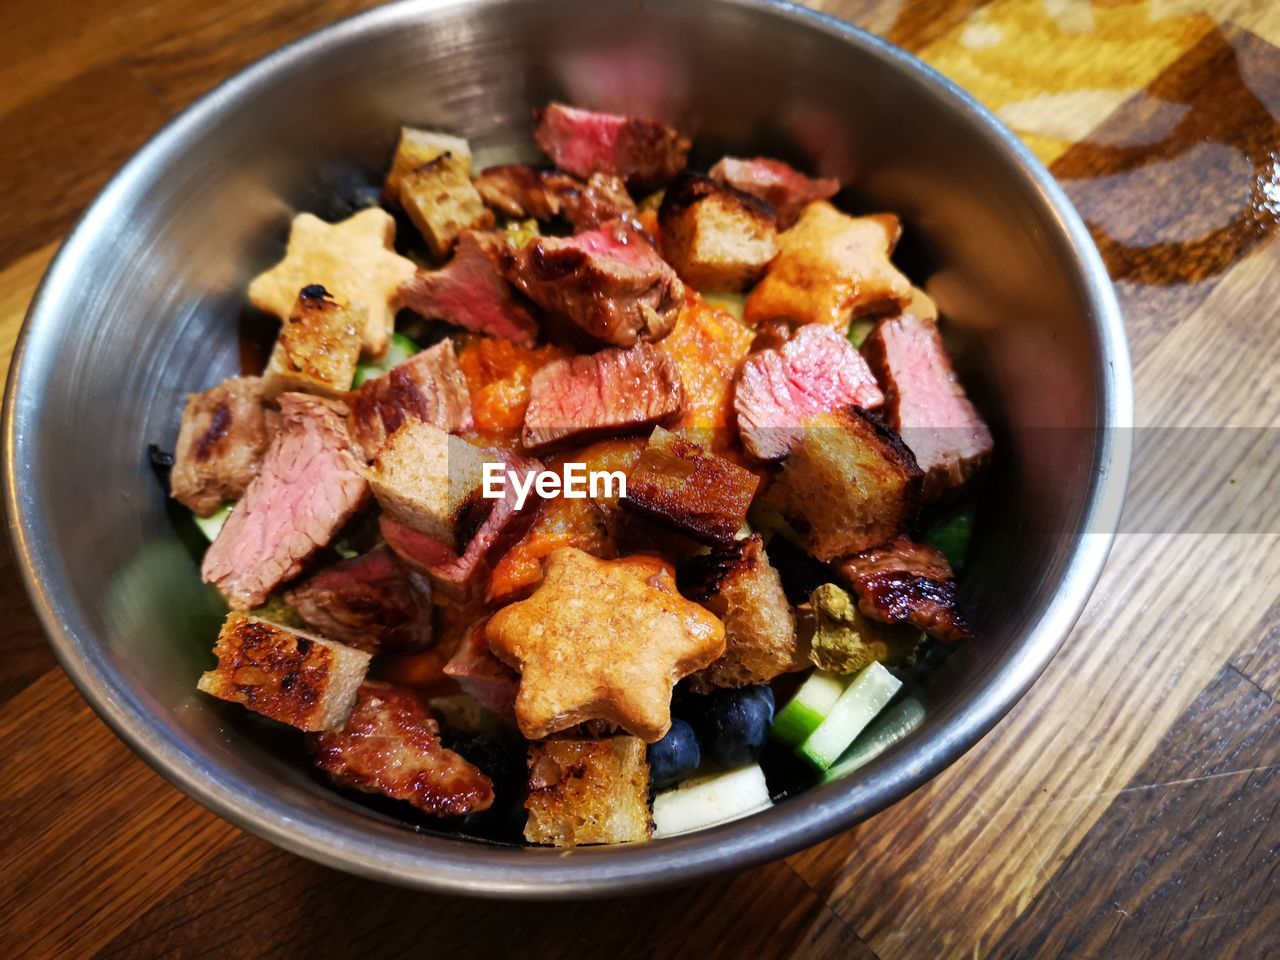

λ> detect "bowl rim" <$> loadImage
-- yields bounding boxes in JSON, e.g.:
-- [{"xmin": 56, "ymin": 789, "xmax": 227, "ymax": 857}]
[{"xmin": 2, "ymin": 0, "xmax": 1132, "ymax": 898}]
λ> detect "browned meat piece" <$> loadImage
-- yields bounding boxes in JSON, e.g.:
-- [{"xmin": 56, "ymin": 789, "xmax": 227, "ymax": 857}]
[
  {"xmin": 399, "ymin": 231, "xmax": 539, "ymax": 347},
  {"xmin": 734, "ymin": 323, "xmax": 884, "ymax": 462},
  {"xmin": 170, "ymin": 376, "xmax": 276, "ymax": 516},
  {"xmin": 311, "ymin": 681, "xmax": 495, "ymax": 816},
  {"xmin": 679, "ymin": 534, "xmax": 805, "ymax": 691},
  {"xmin": 473, "ymin": 164, "xmax": 637, "ymax": 230},
  {"xmin": 762, "ymin": 408, "xmax": 921, "ymax": 561},
  {"xmin": 347, "ymin": 339, "xmax": 474, "ymax": 460},
  {"xmin": 284, "ymin": 548, "xmax": 434, "ymax": 655},
  {"xmin": 201, "ymin": 394, "xmax": 370, "ymax": 610},
  {"xmin": 197, "ymin": 613, "xmax": 371, "ymax": 731},
  {"xmin": 861, "ymin": 312, "xmax": 993, "ymax": 501},
  {"xmin": 621, "ymin": 427, "xmax": 759, "ymax": 545},
  {"xmin": 533, "ymin": 102, "xmax": 690, "ymax": 189},
  {"xmin": 839, "ymin": 536, "xmax": 970, "ymax": 642},
  {"xmin": 658, "ymin": 174, "xmax": 778, "ymax": 292},
  {"xmin": 261, "ymin": 284, "xmax": 362, "ymax": 401},
  {"xmin": 524, "ymin": 736, "xmax": 652, "ymax": 846},
  {"xmin": 442, "ymin": 618, "xmax": 519, "ymax": 717},
  {"xmin": 520, "ymin": 342, "xmax": 685, "ymax": 453},
  {"xmin": 507, "ymin": 220, "xmax": 684, "ymax": 347},
  {"xmin": 709, "ymin": 156, "xmax": 841, "ymax": 229}
]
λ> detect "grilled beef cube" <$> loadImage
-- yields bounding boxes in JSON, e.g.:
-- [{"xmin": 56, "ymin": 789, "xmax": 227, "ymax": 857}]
[
  {"xmin": 170, "ymin": 375, "xmax": 277, "ymax": 516},
  {"xmin": 201, "ymin": 394, "xmax": 370, "ymax": 610},
  {"xmin": 679, "ymin": 534, "xmax": 804, "ymax": 691},
  {"xmin": 261, "ymin": 285, "xmax": 362, "ymax": 401},
  {"xmin": 348, "ymin": 340, "xmax": 474, "ymax": 460},
  {"xmin": 521, "ymin": 342, "xmax": 685, "ymax": 453},
  {"xmin": 379, "ymin": 450, "xmax": 543, "ymax": 600},
  {"xmin": 658, "ymin": 174, "xmax": 778, "ymax": 292},
  {"xmin": 861, "ymin": 312, "xmax": 993, "ymax": 501},
  {"xmin": 284, "ymin": 548, "xmax": 433, "ymax": 655},
  {"xmin": 708, "ymin": 156, "xmax": 840, "ymax": 229},
  {"xmin": 745, "ymin": 202, "xmax": 911, "ymax": 329},
  {"xmin": 734, "ymin": 323, "xmax": 884, "ymax": 462},
  {"xmin": 533, "ymin": 102, "xmax": 690, "ymax": 189},
  {"xmin": 839, "ymin": 536, "xmax": 970, "ymax": 642},
  {"xmin": 621, "ymin": 427, "xmax": 759, "ymax": 545},
  {"xmin": 442, "ymin": 618, "xmax": 519, "ymax": 718},
  {"xmin": 383, "ymin": 127, "xmax": 492, "ymax": 256},
  {"xmin": 762, "ymin": 408, "xmax": 921, "ymax": 562},
  {"xmin": 524, "ymin": 736, "xmax": 652, "ymax": 846},
  {"xmin": 399, "ymin": 230, "xmax": 539, "ymax": 347},
  {"xmin": 197, "ymin": 613, "xmax": 371, "ymax": 731},
  {"xmin": 507, "ymin": 220, "xmax": 684, "ymax": 347},
  {"xmin": 312, "ymin": 681, "xmax": 495, "ymax": 816},
  {"xmin": 365, "ymin": 420, "xmax": 492, "ymax": 554},
  {"xmin": 473, "ymin": 164, "xmax": 636, "ymax": 230}
]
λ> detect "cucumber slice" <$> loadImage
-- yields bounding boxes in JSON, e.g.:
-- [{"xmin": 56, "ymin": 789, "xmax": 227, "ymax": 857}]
[
  {"xmin": 652, "ymin": 764, "xmax": 772, "ymax": 838},
  {"xmin": 352, "ymin": 332, "xmax": 421, "ymax": 387},
  {"xmin": 822, "ymin": 697, "xmax": 925, "ymax": 782},
  {"xmin": 847, "ymin": 317, "xmax": 875, "ymax": 348},
  {"xmin": 771, "ymin": 671, "xmax": 848, "ymax": 747},
  {"xmin": 192, "ymin": 502, "xmax": 233, "ymax": 542},
  {"xmin": 796, "ymin": 662, "xmax": 902, "ymax": 771},
  {"xmin": 924, "ymin": 507, "xmax": 973, "ymax": 572}
]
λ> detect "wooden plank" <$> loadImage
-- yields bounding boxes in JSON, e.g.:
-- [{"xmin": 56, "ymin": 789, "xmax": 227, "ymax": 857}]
[{"xmin": 1231, "ymin": 600, "xmax": 1280, "ymax": 702}]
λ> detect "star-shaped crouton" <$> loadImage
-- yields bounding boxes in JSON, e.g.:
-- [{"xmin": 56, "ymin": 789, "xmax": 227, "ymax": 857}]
[
  {"xmin": 248, "ymin": 209, "xmax": 416, "ymax": 360},
  {"xmin": 486, "ymin": 548, "xmax": 725, "ymax": 742}
]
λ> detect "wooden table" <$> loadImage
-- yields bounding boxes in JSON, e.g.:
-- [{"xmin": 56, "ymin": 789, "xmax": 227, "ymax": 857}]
[{"xmin": 1, "ymin": 1, "xmax": 1276, "ymax": 956}]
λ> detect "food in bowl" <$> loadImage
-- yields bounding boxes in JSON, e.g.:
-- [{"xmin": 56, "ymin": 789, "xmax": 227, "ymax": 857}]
[{"xmin": 154, "ymin": 102, "xmax": 992, "ymax": 847}]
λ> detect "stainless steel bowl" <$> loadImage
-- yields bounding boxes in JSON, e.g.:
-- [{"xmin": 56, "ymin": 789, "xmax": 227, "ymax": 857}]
[{"xmin": 3, "ymin": 0, "xmax": 1131, "ymax": 897}]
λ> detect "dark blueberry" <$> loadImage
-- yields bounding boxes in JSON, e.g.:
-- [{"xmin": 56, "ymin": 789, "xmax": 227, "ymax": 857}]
[
  {"xmin": 647, "ymin": 718, "xmax": 701, "ymax": 789},
  {"xmin": 689, "ymin": 685, "xmax": 775, "ymax": 767}
]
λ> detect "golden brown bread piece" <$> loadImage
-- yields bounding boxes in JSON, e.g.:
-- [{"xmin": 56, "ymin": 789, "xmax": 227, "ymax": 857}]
[
  {"xmin": 197, "ymin": 613, "xmax": 371, "ymax": 731},
  {"xmin": 383, "ymin": 127, "xmax": 493, "ymax": 257},
  {"xmin": 761, "ymin": 408, "xmax": 922, "ymax": 561},
  {"xmin": 659, "ymin": 174, "xmax": 778, "ymax": 292},
  {"xmin": 261, "ymin": 285, "xmax": 362, "ymax": 401},
  {"xmin": 524, "ymin": 736, "xmax": 652, "ymax": 846}
]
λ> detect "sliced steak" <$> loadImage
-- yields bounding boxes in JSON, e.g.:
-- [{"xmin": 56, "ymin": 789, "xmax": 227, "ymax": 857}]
[
  {"xmin": 520, "ymin": 342, "xmax": 685, "ymax": 453},
  {"xmin": 170, "ymin": 376, "xmax": 276, "ymax": 516},
  {"xmin": 507, "ymin": 220, "xmax": 684, "ymax": 347},
  {"xmin": 442, "ymin": 619, "xmax": 520, "ymax": 718},
  {"xmin": 709, "ymin": 156, "xmax": 840, "ymax": 229},
  {"xmin": 838, "ymin": 536, "xmax": 969, "ymax": 642},
  {"xmin": 861, "ymin": 312, "xmax": 993, "ymax": 501},
  {"xmin": 311, "ymin": 681, "xmax": 495, "ymax": 816},
  {"xmin": 201, "ymin": 394, "xmax": 370, "ymax": 610},
  {"xmin": 533, "ymin": 102, "xmax": 690, "ymax": 189},
  {"xmin": 284, "ymin": 548, "xmax": 434, "ymax": 655},
  {"xmin": 348, "ymin": 339, "xmax": 474, "ymax": 460},
  {"xmin": 399, "ymin": 230, "xmax": 539, "ymax": 347},
  {"xmin": 735, "ymin": 324, "xmax": 884, "ymax": 461},
  {"xmin": 474, "ymin": 164, "xmax": 636, "ymax": 230}
]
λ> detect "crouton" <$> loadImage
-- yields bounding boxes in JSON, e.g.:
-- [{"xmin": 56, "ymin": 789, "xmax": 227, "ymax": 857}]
[
  {"xmin": 807, "ymin": 582, "xmax": 920, "ymax": 673},
  {"xmin": 622, "ymin": 426, "xmax": 760, "ymax": 545},
  {"xmin": 762, "ymin": 408, "xmax": 921, "ymax": 561},
  {"xmin": 524, "ymin": 736, "xmax": 652, "ymax": 846},
  {"xmin": 745, "ymin": 201, "xmax": 912, "ymax": 329},
  {"xmin": 659, "ymin": 174, "xmax": 778, "ymax": 291},
  {"xmin": 680, "ymin": 535, "xmax": 805, "ymax": 691},
  {"xmin": 384, "ymin": 127, "xmax": 492, "ymax": 256},
  {"xmin": 261, "ymin": 285, "xmax": 362, "ymax": 400},
  {"xmin": 365, "ymin": 421, "xmax": 493, "ymax": 553},
  {"xmin": 197, "ymin": 613, "xmax": 371, "ymax": 731}
]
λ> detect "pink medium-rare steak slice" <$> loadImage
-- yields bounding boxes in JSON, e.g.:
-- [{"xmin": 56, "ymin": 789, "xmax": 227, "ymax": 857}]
[
  {"xmin": 443, "ymin": 619, "xmax": 520, "ymax": 718},
  {"xmin": 520, "ymin": 342, "xmax": 685, "ymax": 454},
  {"xmin": 202, "ymin": 393, "xmax": 370, "ymax": 610},
  {"xmin": 861, "ymin": 312, "xmax": 993, "ymax": 501},
  {"xmin": 533, "ymin": 102, "xmax": 690, "ymax": 189},
  {"xmin": 734, "ymin": 323, "xmax": 884, "ymax": 461},
  {"xmin": 170, "ymin": 376, "xmax": 277, "ymax": 516},
  {"xmin": 838, "ymin": 536, "xmax": 969, "ymax": 642},
  {"xmin": 473, "ymin": 164, "xmax": 637, "ymax": 230},
  {"xmin": 709, "ymin": 156, "xmax": 841, "ymax": 229}
]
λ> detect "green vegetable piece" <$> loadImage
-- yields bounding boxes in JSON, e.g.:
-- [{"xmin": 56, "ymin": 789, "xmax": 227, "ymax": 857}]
[
  {"xmin": 192, "ymin": 503, "xmax": 233, "ymax": 542},
  {"xmin": 823, "ymin": 697, "xmax": 926, "ymax": 782},
  {"xmin": 847, "ymin": 318, "xmax": 875, "ymax": 348},
  {"xmin": 771, "ymin": 670, "xmax": 849, "ymax": 746},
  {"xmin": 808, "ymin": 583, "xmax": 922, "ymax": 673},
  {"xmin": 796, "ymin": 662, "xmax": 902, "ymax": 771},
  {"xmin": 924, "ymin": 507, "xmax": 973, "ymax": 571},
  {"xmin": 247, "ymin": 594, "xmax": 304, "ymax": 629},
  {"xmin": 352, "ymin": 331, "xmax": 421, "ymax": 387},
  {"xmin": 503, "ymin": 218, "xmax": 541, "ymax": 249}
]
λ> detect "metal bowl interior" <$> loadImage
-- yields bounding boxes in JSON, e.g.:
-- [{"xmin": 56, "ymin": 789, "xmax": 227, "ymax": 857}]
[{"xmin": 3, "ymin": 0, "xmax": 1130, "ymax": 897}]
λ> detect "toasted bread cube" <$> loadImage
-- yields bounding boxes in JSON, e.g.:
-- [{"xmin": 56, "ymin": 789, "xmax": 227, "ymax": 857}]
[
  {"xmin": 681, "ymin": 534, "xmax": 805, "ymax": 691},
  {"xmin": 659, "ymin": 175, "xmax": 777, "ymax": 291},
  {"xmin": 261, "ymin": 285, "xmax": 362, "ymax": 400},
  {"xmin": 763, "ymin": 409, "xmax": 921, "ymax": 561},
  {"xmin": 524, "ymin": 736, "xmax": 652, "ymax": 846},
  {"xmin": 197, "ymin": 613, "xmax": 371, "ymax": 731},
  {"xmin": 622, "ymin": 426, "xmax": 760, "ymax": 545},
  {"xmin": 383, "ymin": 127, "xmax": 473, "ymax": 203},
  {"xmin": 365, "ymin": 421, "xmax": 493, "ymax": 553},
  {"xmin": 384, "ymin": 127, "xmax": 492, "ymax": 256}
]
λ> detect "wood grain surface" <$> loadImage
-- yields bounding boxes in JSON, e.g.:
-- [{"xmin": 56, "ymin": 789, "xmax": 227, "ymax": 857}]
[{"xmin": 0, "ymin": 1, "xmax": 1276, "ymax": 957}]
